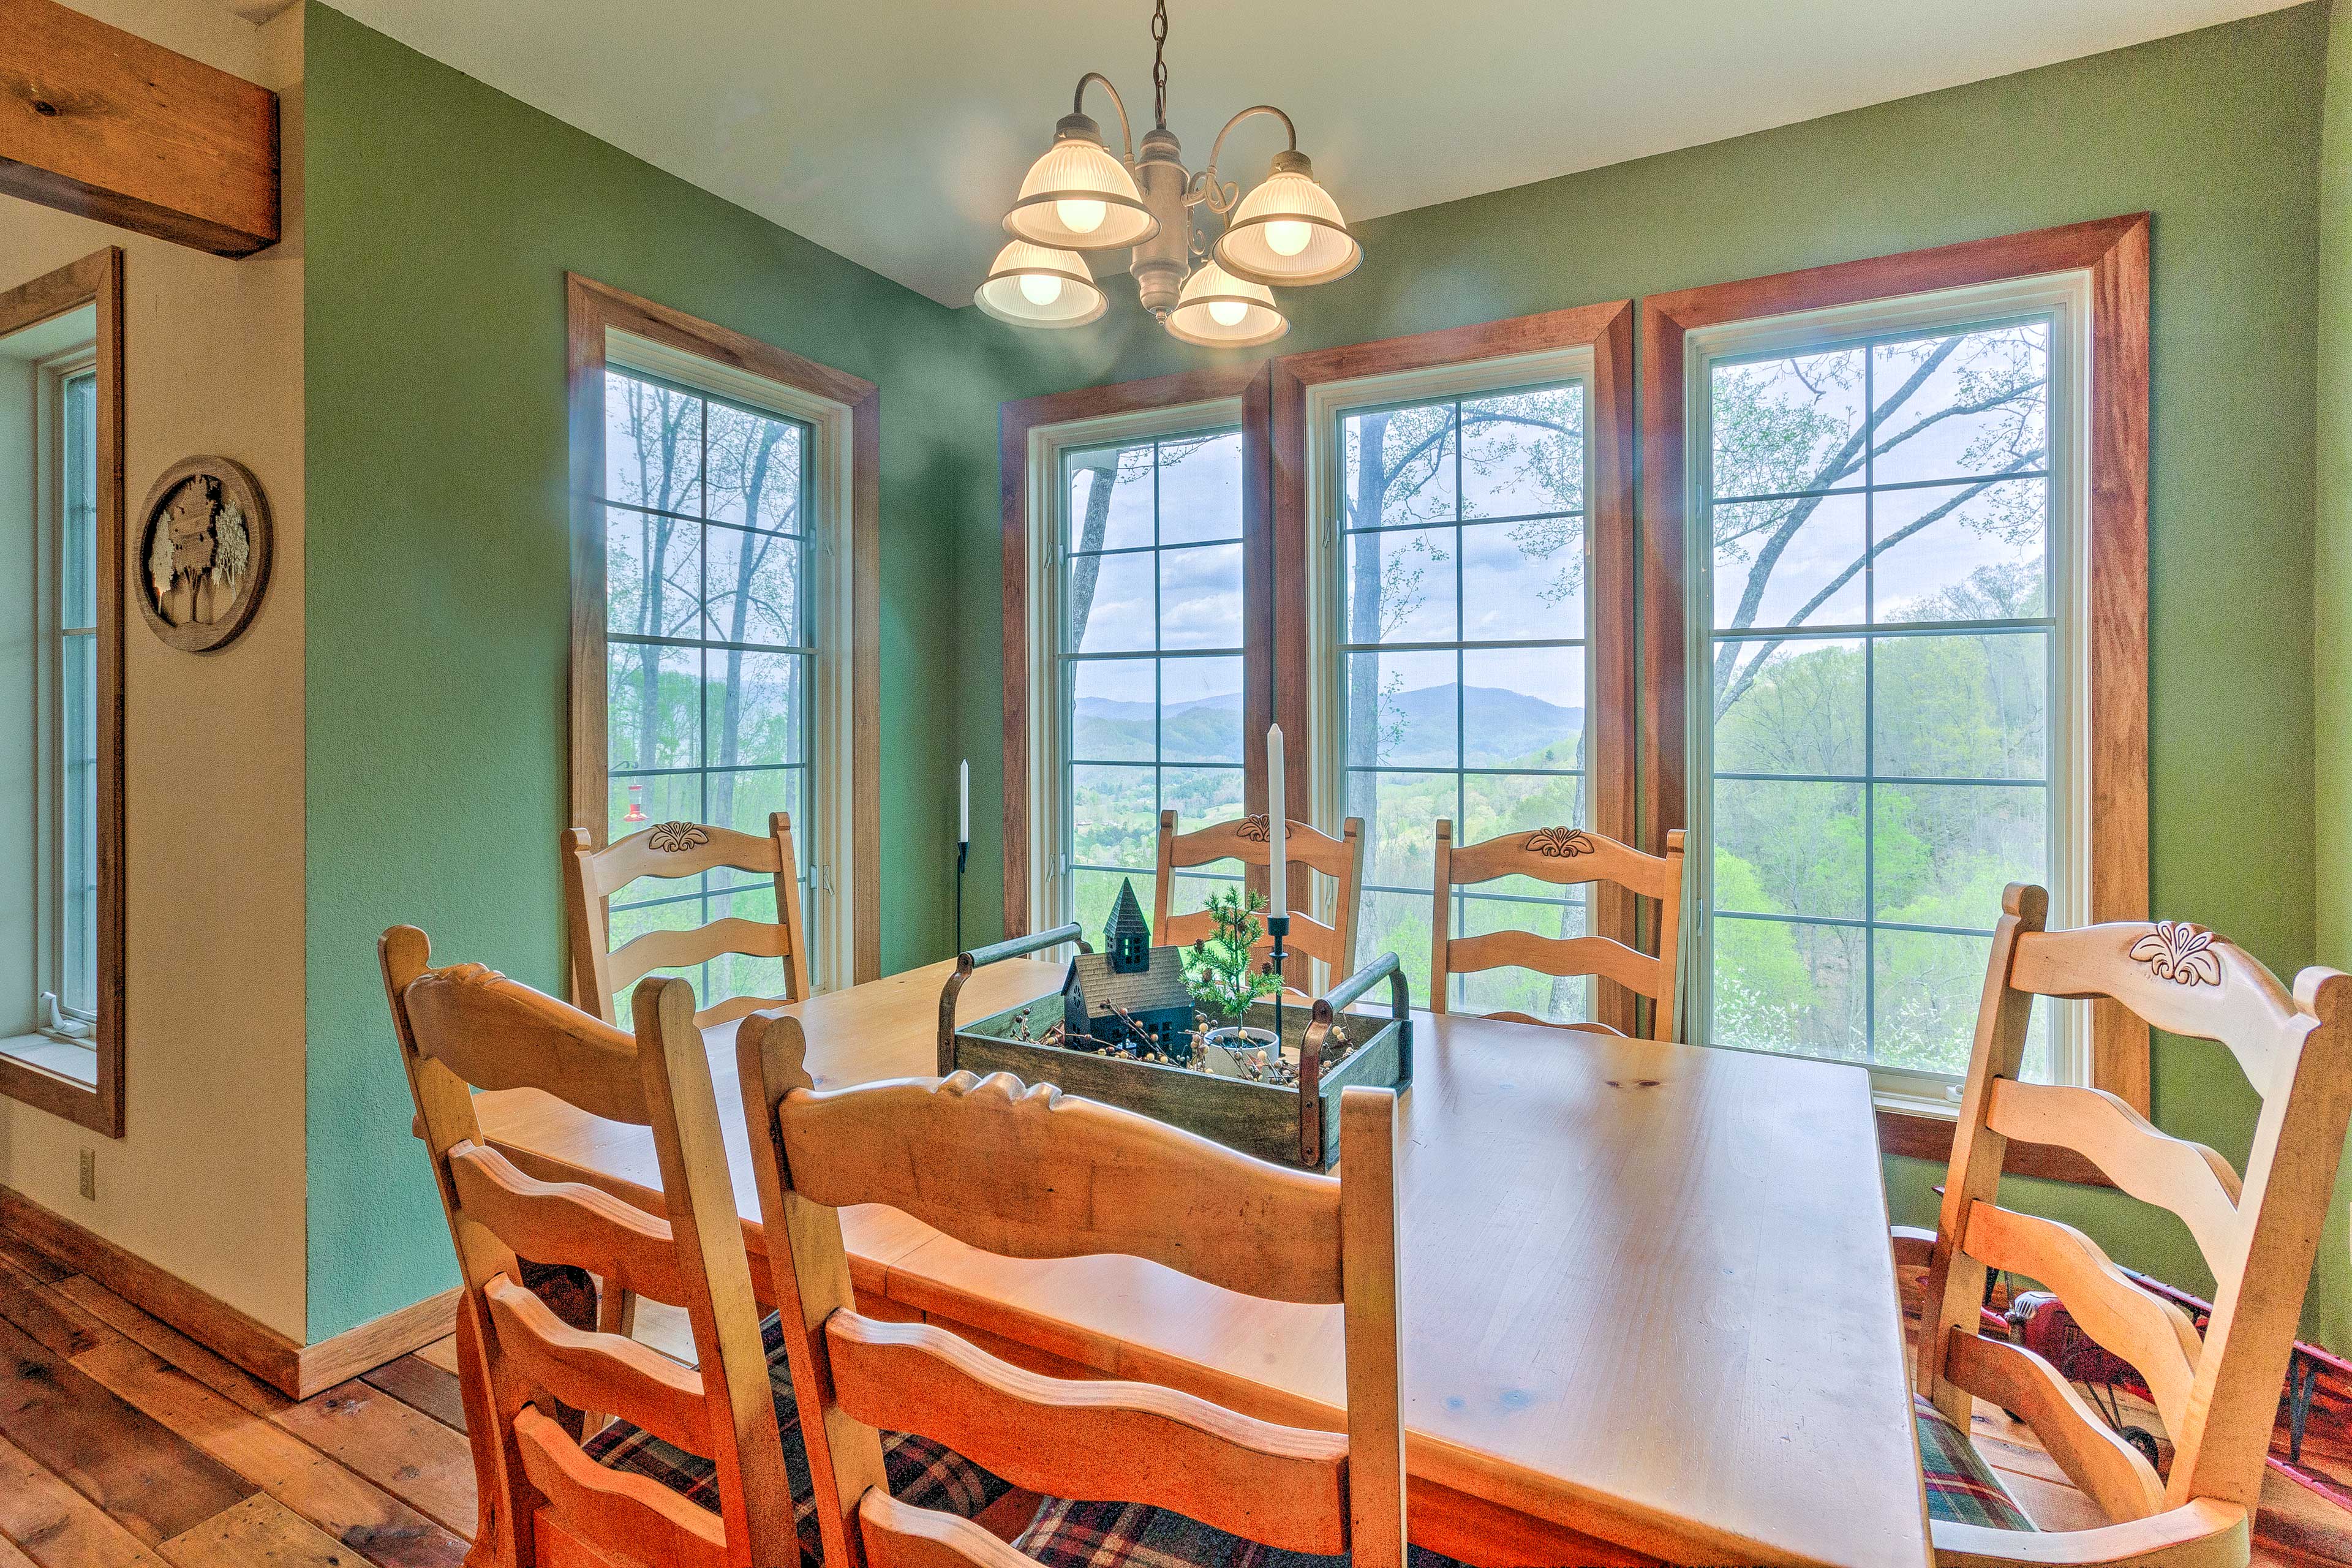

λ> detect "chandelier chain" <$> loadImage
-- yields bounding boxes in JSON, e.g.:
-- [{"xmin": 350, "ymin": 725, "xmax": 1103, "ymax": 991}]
[{"xmin": 1150, "ymin": 0, "xmax": 1169, "ymax": 129}]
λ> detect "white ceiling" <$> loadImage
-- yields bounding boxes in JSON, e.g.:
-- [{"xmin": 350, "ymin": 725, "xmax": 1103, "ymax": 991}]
[{"xmin": 323, "ymin": 0, "xmax": 2297, "ymax": 307}]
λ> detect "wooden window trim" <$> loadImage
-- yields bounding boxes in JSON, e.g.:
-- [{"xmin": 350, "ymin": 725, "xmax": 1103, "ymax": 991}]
[
  {"xmin": 1639, "ymin": 215, "xmax": 2152, "ymax": 1172},
  {"xmin": 565, "ymin": 274, "xmax": 881, "ymax": 984},
  {"xmin": 999, "ymin": 366, "xmax": 1271, "ymax": 941},
  {"xmin": 1270, "ymin": 303, "xmax": 1640, "ymax": 1030},
  {"xmin": 0, "ymin": 247, "xmax": 124, "ymax": 1138}
]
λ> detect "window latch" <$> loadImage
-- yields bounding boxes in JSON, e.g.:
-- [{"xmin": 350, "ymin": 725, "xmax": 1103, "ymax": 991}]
[{"xmin": 39, "ymin": 993, "xmax": 89, "ymax": 1039}]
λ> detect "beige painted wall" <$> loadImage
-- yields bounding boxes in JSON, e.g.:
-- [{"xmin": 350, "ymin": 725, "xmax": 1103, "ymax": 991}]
[{"xmin": 0, "ymin": 0, "xmax": 306, "ymax": 1338}]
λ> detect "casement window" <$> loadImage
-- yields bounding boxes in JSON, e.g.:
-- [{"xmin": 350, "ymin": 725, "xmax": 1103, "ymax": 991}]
[
  {"xmin": 1643, "ymin": 217, "xmax": 2151, "ymax": 1134},
  {"xmin": 1304, "ymin": 368, "xmax": 1597, "ymax": 1020},
  {"xmin": 568, "ymin": 276, "xmax": 880, "ymax": 993},
  {"xmin": 0, "ymin": 249, "xmax": 123, "ymax": 1138},
  {"xmin": 1691, "ymin": 295, "xmax": 2080, "ymax": 1093},
  {"xmin": 598, "ymin": 361, "xmax": 823, "ymax": 996},
  {"xmin": 1008, "ymin": 388, "xmax": 1253, "ymax": 940},
  {"xmin": 1275, "ymin": 308, "xmax": 1638, "ymax": 1018},
  {"xmin": 51, "ymin": 363, "xmax": 99, "ymax": 1049}
]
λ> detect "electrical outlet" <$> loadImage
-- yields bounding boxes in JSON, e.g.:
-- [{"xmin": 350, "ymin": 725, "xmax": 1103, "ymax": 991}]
[{"xmin": 77, "ymin": 1148, "xmax": 95, "ymax": 1202}]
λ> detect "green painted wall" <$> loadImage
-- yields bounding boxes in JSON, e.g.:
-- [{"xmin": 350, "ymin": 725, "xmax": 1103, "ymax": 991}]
[
  {"xmin": 2321, "ymin": 11, "xmax": 2352, "ymax": 1060},
  {"xmin": 301, "ymin": 4, "xmax": 995, "ymax": 1339},
  {"xmin": 2317, "ymin": 0, "xmax": 2352, "ymax": 1356},
  {"xmin": 956, "ymin": 7, "xmax": 2352, "ymax": 1346}
]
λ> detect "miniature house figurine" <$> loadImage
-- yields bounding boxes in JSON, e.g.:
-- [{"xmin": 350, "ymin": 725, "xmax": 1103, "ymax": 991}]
[{"xmin": 1063, "ymin": 879, "xmax": 1196, "ymax": 1054}]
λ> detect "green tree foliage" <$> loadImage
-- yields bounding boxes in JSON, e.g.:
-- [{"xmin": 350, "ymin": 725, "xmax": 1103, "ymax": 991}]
[{"xmin": 1705, "ymin": 326, "xmax": 2056, "ymax": 1077}]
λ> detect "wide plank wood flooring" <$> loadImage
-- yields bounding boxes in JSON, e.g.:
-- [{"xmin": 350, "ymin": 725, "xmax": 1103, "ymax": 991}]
[{"xmin": 0, "ymin": 1222, "xmax": 2341, "ymax": 1566}]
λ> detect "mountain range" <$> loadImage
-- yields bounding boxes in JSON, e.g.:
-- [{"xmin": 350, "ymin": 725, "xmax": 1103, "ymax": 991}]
[{"xmin": 1074, "ymin": 684, "xmax": 1583, "ymax": 767}]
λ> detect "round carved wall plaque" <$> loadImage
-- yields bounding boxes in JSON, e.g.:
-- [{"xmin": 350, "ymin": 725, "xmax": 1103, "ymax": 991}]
[{"xmin": 136, "ymin": 456, "xmax": 272, "ymax": 652}]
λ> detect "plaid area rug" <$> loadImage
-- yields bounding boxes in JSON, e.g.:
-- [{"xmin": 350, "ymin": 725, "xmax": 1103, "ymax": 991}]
[
  {"xmin": 1913, "ymin": 1395, "xmax": 2036, "ymax": 1531},
  {"xmin": 580, "ymin": 1310, "xmax": 1012, "ymax": 1565},
  {"xmin": 1014, "ymin": 1499, "xmax": 1476, "ymax": 1567}
]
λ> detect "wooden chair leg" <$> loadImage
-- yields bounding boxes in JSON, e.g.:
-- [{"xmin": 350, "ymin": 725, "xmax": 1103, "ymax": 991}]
[{"xmin": 454, "ymin": 1298, "xmax": 518, "ymax": 1568}]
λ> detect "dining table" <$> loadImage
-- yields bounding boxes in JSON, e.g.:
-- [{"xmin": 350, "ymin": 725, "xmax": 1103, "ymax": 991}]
[{"xmin": 473, "ymin": 956, "xmax": 1933, "ymax": 1567}]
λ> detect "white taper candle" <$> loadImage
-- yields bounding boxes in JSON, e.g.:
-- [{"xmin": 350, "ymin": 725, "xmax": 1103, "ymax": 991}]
[
  {"xmin": 1266, "ymin": 724, "xmax": 1287, "ymax": 919},
  {"xmin": 959, "ymin": 759, "xmax": 970, "ymax": 845}
]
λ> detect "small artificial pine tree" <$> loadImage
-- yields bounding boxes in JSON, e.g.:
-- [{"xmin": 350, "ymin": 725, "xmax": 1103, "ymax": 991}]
[{"xmin": 1182, "ymin": 886, "xmax": 1281, "ymax": 1025}]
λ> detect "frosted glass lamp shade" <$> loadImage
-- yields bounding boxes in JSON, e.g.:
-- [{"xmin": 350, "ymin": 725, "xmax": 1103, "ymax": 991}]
[
  {"xmin": 974, "ymin": 242, "xmax": 1106, "ymax": 328},
  {"xmin": 1213, "ymin": 153, "xmax": 1360, "ymax": 287},
  {"xmin": 1164, "ymin": 260, "xmax": 1287, "ymax": 348},
  {"xmin": 1004, "ymin": 115, "xmax": 1158, "ymax": 251}
]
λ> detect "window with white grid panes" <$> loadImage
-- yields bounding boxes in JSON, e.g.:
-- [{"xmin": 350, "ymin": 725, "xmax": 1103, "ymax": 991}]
[
  {"xmin": 1057, "ymin": 428, "xmax": 1248, "ymax": 942},
  {"xmin": 1333, "ymin": 382, "xmax": 1595, "ymax": 1023},
  {"xmin": 1698, "ymin": 315, "xmax": 2063, "ymax": 1083},
  {"xmin": 599, "ymin": 365, "xmax": 817, "ymax": 1011}
]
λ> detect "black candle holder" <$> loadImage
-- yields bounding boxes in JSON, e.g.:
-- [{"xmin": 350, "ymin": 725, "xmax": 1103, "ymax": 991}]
[
  {"xmin": 1265, "ymin": 913, "xmax": 1291, "ymax": 1052},
  {"xmin": 954, "ymin": 839, "xmax": 968, "ymax": 957}
]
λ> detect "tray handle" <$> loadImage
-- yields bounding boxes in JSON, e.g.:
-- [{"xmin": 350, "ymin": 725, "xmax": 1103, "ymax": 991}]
[
  {"xmin": 1298, "ymin": 952, "xmax": 1409, "ymax": 1166},
  {"xmin": 937, "ymin": 922, "xmax": 1090, "ymax": 1074}
]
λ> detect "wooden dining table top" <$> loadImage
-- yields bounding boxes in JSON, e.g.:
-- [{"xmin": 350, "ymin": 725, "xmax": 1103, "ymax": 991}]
[{"xmin": 474, "ymin": 957, "xmax": 1931, "ymax": 1568}]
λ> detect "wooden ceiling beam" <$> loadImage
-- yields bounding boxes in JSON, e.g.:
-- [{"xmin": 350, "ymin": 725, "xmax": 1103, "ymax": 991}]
[{"xmin": 0, "ymin": 0, "xmax": 279, "ymax": 257}]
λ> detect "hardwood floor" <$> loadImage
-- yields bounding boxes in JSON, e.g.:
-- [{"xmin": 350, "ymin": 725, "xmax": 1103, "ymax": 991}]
[{"xmin": 0, "ymin": 1221, "xmax": 2340, "ymax": 1566}]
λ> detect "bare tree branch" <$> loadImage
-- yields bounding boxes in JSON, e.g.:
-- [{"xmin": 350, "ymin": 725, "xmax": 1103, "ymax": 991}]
[{"xmin": 1713, "ymin": 450, "xmax": 2043, "ymax": 720}]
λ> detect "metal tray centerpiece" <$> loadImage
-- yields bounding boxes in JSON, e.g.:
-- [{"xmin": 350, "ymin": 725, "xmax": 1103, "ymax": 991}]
[{"xmin": 937, "ymin": 891, "xmax": 1411, "ymax": 1170}]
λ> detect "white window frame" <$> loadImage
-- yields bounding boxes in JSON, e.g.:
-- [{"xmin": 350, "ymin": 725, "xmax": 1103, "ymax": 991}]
[
  {"xmin": 36, "ymin": 345, "xmax": 98, "ymax": 1052},
  {"xmin": 602, "ymin": 328, "xmax": 860, "ymax": 992},
  {"xmin": 1298, "ymin": 347, "xmax": 1599, "ymax": 1002},
  {"xmin": 1681, "ymin": 272, "xmax": 2095, "ymax": 1106},
  {"xmin": 1018, "ymin": 394, "xmax": 1245, "ymax": 932}
]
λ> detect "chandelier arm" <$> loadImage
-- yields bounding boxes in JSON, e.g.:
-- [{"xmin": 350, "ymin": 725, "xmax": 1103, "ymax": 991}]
[
  {"xmin": 1200, "ymin": 104, "xmax": 1298, "ymax": 197},
  {"xmin": 1071, "ymin": 72, "xmax": 1136, "ymax": 164},
  {"xmin": 1182, "ymin": 168, "xmax": 1235, "ymax": 213}
]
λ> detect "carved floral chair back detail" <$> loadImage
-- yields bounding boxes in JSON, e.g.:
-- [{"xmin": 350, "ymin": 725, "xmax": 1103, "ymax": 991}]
[
  {"xmin": 1901, "ymin": 886, "xmax": 2352, "ymax": 1565},
  {"xmin": 562, "ymin": 812, "xmax": 812, "ymax": 1031},
  {"xmin": 135, "ymin": 456, "xmax": 271, "ymax": 651}
]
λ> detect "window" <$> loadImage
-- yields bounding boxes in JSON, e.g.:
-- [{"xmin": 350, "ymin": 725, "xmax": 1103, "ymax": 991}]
[
  {"xmin": 1645, "ymin": 216, "xmax": 2151, "ymax": 1128},
  {"xmin": 1273, "ymin": 307, "xmax": 1638, "ymax": 1022},
  {"xmin": 1053, "ymin": 421, "xmax": 1247, "ymax": 939},
  {"xmin": 1694, "ymin": 308, "xmax": 2073, "ymax": 1088},
  {"xmin": 1003, "ymin": 318, "xmax": 1637, "ymax": 1019},
  {"xmin": 56, "ymin": 366, "xmax": 98, "ymax": 1034},
  {"xmin": 598, "ymin": 363, "xmax": 818, "ymax": 1003},
  {"xmin": 0, "ymin": 247, "xmax": 123, "ymax": 1138},
  {"xmin": 567, "ymin": 275, "xmax": 880, "ymax": 995},
  {"xmin": 1324, "ymin": 380, "xmax": 1595, "ymax": 1022}
]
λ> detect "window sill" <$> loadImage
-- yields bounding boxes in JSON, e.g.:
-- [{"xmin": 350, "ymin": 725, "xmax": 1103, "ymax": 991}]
[
  {"xmin": 1874, "ymin": 1098, "xmax": 2112, "ymax": 1188},
  {"xmin": 0, "ymin": 1031, "xmax": 99, "ymax": 1085}
]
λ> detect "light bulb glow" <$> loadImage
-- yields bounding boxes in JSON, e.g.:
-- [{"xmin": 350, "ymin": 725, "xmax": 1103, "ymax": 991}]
[
  {"xmin": 1055, "ymin": 197, "xmax": 1107, "ymax": 235},
  {"xmin": 1018, "ymin": 271, "xmax": 1065, "ymax": 307},
  {"xmin": 1208, "ymin": 298, "xmax": 1249, "ymax": 328},
  {"xmin": 1265, "ymin": 220, "xmax": 1313, "ymax": 257}
]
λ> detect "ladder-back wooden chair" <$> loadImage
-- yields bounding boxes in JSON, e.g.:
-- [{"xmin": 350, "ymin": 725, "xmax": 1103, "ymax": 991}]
[
  {"xmin": 1429, "ymin": 822, "xmax": 1686, "ymax": 1041},
  {"xmin": 564, "ymin": 812, "xmax": 812, "ymax": 1353},
  {"xmin": 736, "ymin": 1009, "xmax": 1417, "ymax": 1568},
  {"xmin": 565, "ymin": 813, "xmax": 811, "ymax": 1030},
  {"xmin": 1901, "ymin": 884, "xmax": 2352, "ymax": 1567},
  {"xmin": 379, "ymin": 929, "xmax": 793, "ymax": 1568},
  {"xmin": 1153, "ymin": 809, "xmax": 1364, "ymax": 998}
]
